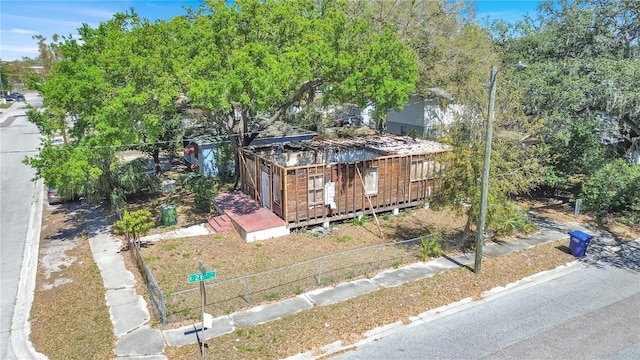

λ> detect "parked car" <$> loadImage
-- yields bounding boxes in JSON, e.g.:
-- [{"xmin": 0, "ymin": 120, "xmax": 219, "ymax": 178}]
[
  {"xmin": 5, "ymin": 92, "xmax": 25, "ymax": 102},
  {"xmin": 50, "ymin": 137, "xmax": 64, "ymax": 146},
  {"xmin": 335, "ymin": 118, "xmax": 354, "ymax": 127},
  {"xmin": 47, "ymin": 186, "xmax": 63, "ymax": 205}
]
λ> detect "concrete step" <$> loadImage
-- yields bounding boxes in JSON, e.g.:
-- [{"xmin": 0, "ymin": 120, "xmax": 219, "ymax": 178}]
[{"xmin": 208, "ymin": 215, "xmax": 234, "ymax": 233}]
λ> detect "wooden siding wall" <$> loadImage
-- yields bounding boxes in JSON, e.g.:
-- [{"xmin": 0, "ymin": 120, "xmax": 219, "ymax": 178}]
[{"xmin": 240, "ymin": 149, "xmax": 444, "ymax": 228}]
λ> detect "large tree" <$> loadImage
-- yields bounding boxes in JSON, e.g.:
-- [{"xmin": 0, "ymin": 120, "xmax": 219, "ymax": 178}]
[
  {"xmin": 496, "ymin": 0, "xmax": 640, "ymax": 182},
  {"xmin": 24, "ymin": 0, "xmax": 418, "ymax": 198},
  {"xmin": 349, "ymin": 0, "xmax": 544, "ymax": 239},
  {"xmin": 24, "ymin": 12, "xmax": 181, "ymax": 203},
  {"xmin": 179, "ymin": 0, "xmax": 418, "ymax": 179},
  {"xmin": 348, "ymin": 0, "xmax": 500, "ymax": 104}
]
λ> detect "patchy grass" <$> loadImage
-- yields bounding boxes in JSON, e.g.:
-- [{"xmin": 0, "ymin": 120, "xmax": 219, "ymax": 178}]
[
  {"xmin": 135, "ymin": 206, "xmax": 470, "ymax": 323},
  {"xmin": 31, "ymin": 178, "xmax": 639, "ymax": 359},
  {"xmin": 30, "ymin": 204, "xmax": 114, "ymax": 359},
  {"xmin": 163, "ymin": 240, "xmax": 575, "ymax": 359}
]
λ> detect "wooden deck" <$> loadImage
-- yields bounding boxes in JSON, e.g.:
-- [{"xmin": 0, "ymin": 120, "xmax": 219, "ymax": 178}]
[{"xmin": 214, "ymin": 191, "xmax": 290, "ymax": 242}]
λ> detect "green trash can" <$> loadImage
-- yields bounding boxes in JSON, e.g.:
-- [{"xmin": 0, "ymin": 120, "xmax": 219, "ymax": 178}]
[{"xmin": 161, "ymin": 204, "xmax": 177, "ymax": 226}]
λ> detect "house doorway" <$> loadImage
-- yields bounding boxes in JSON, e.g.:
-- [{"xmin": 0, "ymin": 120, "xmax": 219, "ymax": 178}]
[{"xmin": 260, "ymin": 165, "xmax": 271, "ymax": 209}]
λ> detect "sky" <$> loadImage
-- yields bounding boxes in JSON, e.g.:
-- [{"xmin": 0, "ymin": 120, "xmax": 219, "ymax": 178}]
[{"xmin": 0, "ymin": 0, "xmax": 544, "ymax": 62}]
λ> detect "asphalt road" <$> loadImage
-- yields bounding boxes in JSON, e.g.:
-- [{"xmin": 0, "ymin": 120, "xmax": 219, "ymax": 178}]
[
  {"xmin": 333, "ymin": 260, "xmax": 640, "ymax": 360},
  {"xmin": 0, "ymin": 93, "xmax": 43, "ymax": 359}
]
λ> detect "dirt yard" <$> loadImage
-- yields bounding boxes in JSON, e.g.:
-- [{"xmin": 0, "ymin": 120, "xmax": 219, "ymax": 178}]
[{"xmin": 29, "ymin": 187, "xmax": 639, "ymax": 359}]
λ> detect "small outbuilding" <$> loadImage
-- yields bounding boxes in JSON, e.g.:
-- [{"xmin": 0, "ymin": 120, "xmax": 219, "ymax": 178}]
[{"xmin": 239, "ymin": 134, "xmax": 449, "ymax": 228}]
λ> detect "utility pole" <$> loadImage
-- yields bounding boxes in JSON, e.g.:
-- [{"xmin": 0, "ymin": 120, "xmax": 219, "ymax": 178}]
[
  {"xmin": 475, "ymin": 62, "xmax": 526, "ymax": 274},
  {"xmin": 474, "ymin": 66, "xmax": 498, "ymax": 275}
]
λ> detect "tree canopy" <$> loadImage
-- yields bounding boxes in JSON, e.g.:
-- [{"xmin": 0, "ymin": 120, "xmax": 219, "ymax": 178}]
[
  {"xmin": 25, "ymin": 0, "xmax": 418, "ymax": 200},
  {"xmin": 348, "ymin": 0, "xmax": 544, "ymax": 237},
  {"xmin": 495, "ymin": 0, "xmax": 639, "ymax": 214}
]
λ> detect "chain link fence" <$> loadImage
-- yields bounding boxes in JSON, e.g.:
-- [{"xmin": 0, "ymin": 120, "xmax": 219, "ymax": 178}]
[
  {"xmin": 128, "ymin": 240, "xmax": 167, "ymax": 324},
  {"xmin": 159, "ymin": 235, "xmax": 432, "ymax": 324}
]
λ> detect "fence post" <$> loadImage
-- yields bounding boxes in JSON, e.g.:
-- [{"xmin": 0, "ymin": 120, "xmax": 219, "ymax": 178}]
[
  {"xmin": 161, "ymin": 292, "xmax": 167, "ymax": 325},
  {"xmin": 244, "ymin": 277, "xmax": 251, "ymax": 304},
  {"xmin": 317, "ymin": 259, "xmax": 323, "ymax": 285}
]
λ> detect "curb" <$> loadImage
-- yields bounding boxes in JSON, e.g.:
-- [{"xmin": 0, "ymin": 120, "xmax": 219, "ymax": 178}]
[
  {"xmin": 286, "ymin": 261, "xmax": 584, "ymax": 359},
  {"xmin": 10, "ymin": 179, "xmax": 48, "ymax": 359}
]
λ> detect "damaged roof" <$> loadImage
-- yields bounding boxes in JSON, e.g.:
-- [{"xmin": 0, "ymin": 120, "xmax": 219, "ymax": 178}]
[{"xmin": 245, "ymin": 134, "xmax": 449, "ymax": 167}]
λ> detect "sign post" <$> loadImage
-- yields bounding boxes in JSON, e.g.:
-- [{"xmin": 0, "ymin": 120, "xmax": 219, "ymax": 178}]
[{"xmin": 188, "ymin": 261, "xmax": 217, "ymax": 360}]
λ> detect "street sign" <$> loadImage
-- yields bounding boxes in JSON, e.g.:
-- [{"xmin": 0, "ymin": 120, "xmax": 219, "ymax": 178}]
[{"xmin": 188, "ymin": 271, "xmax": 217, "ymax": 283}]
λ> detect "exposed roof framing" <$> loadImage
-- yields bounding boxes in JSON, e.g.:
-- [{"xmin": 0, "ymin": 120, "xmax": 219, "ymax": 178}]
[
  {"xmin": 249, "ymin": 134, "xmax": 448, "ymax": 155},
  {"xmin": 245, "ymin": 134, "xmax": 449, "ymax": 167}
]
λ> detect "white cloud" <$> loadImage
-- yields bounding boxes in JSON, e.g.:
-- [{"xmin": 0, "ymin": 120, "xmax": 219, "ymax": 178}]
[
  {"xmin": 72, "ymin": 7, "xmax": 117, "ymax": 20},
  {"xmin": 8, "ymin": 28, "xmax": 39, "ymax": 35},
  {"xmin": 0, "ymin": 45, "xmax": 39, "ymax": 53}
]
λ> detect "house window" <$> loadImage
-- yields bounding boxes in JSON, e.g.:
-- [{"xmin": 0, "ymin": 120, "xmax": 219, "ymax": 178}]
[
  {"xmin": 363, "ymin": 167, "xmax": 378, "ymax": 195},
  {"xmin": 273, "ymin": 171, "xmax": 281, "ymax": 205},
  {"xmin": 411, "ymin": 160, "xmax": 437, "ymax": 180},
  {"xmin": 308, "ymin": 174, "xmax": 324, "ymax": 204}
]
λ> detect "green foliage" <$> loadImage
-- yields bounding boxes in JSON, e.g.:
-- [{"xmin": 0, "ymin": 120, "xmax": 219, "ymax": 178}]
[
  {"xmin": 180, "ymin": 172, "xmax": 219, "ymax": 213},
  {"xmin": 113, "ymin": 210, "xmax": 154, "ymax": 241},
  {"xmin": 497, "ymin": 0, "xmax": 640, "ymax": 191},
  {"xmin": 336, "ymin": 235, "xmax": 351, "ymax": 243},
  {"xmin": 420, "ymin": 234, "xmax": 443, "ymax": 261},
  {"xmin": 488, "ymin": 201, "xmax": 537, "ymax": 237},
  {"xmin": 351, "ymin": 215, "xmax": 371, "ymax": 226},
  {"xmin": 618, "ymin": 211, "xmax": 640, "ymax": 228},
  {"xmin": 581, "ymin": 160, "xmax": 640, "ymax": 214},
  {"xmin": 26, "ymin": 0, "xmax": 418, "ymax": 197},
  {"xmin": 350, "ymin": 0, "xmax": 499, "ymax": 105},
  {"xmin": 545, "ymin": 115, "xmax": 613, "ymax": 181},
  {"xmin": 433, "ymin": 108, "xmax": 544, "ymax": 237},
  {"xmin": 212, "ymin": 141, "xmax": 235, "ymax": 179}
]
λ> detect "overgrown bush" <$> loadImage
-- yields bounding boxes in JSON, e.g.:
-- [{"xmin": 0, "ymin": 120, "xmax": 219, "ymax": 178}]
[
  {"xmin": 180, "ymin": 172, "xmax": 219, "ymax": 213},
  {"xmin": 581, "ymin": 159, "xmax": 640, "ymax": 214},
  {"xmin": 420, "ymin": 233, "xmax": 443, "ymax": 260},
  {"xmin": 113, "ymin": 209, "xmax": 154, "ymax": 241},
  {"xmin": 488, "ymin": 200, "xmax": 537, "ymax": 237}
]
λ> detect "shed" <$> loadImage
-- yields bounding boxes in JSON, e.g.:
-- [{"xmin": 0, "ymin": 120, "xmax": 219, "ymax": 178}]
[{"xmin": 239, "ymin": 134, "xmax": 449, "ymax": 228}]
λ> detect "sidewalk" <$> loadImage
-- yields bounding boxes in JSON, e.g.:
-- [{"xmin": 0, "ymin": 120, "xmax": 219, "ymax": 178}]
[{"xmin": 85, "ymin": 209, "xmax": 631, "ymax": 359}]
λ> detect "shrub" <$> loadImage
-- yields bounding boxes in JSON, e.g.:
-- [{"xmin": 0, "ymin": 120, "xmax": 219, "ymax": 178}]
[
  {"xmin": 351, "ymin": 215, "xmax": 371, "ymax": 226},
  {"xmin": 180, "ymin": 172, "xmax": 219, "ymax": 213},
  {"xmin": 113, "ymin": 209, "xmax": 154, "ymax": 241},
  {"xmin": 486, "ymin": 200, "xmax": 537, "ymax": 237},
  {"xmin": 420, "ymin": 234, "xmax": 443, "ymax": 261},
  {"xmin": 581, "ymin": 159, "xmax": 640, "ymax": 214}
]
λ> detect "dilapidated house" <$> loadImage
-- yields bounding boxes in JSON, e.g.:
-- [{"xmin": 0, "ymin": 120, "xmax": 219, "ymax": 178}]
[{"xmin": 239, "ymin": 134, "xmax": 449, "ymax": 228}]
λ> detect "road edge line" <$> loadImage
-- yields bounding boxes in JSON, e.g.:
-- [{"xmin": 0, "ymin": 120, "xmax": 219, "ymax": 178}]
[{"xmin": 10, "ymin": 179, "xmax": 48, "ymax": 359}]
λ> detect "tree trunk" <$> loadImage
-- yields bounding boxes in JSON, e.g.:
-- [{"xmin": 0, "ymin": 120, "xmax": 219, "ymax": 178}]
[
  {"xmin": 231, "ymin": 135, "xmax": 242, "ymax": 189},
  {"xmin": 152, "ymin": 148, "xmax": 161, "ymax": 175}
]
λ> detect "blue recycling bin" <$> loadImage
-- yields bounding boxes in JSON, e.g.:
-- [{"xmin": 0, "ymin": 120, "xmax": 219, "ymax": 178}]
[{"xmin": 568, "ymin": 230, "xmax": 593, "ymax": 257}]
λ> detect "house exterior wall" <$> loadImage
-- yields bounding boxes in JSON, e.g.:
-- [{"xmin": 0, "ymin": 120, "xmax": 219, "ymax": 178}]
[
  {"xmin": 183, "ymin": 140, "xmax": 234, "ymax": 177},
  {"xmin": 240, "ymin": 148, "xmax": 445, "ymax": 228},
  {"xmin": 387, "ymin": 96, "xmax": 463, "ymax": 137},
  {"xmin": 387, "ymin": 95, "xmax": 427, "ymax": 135}
]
